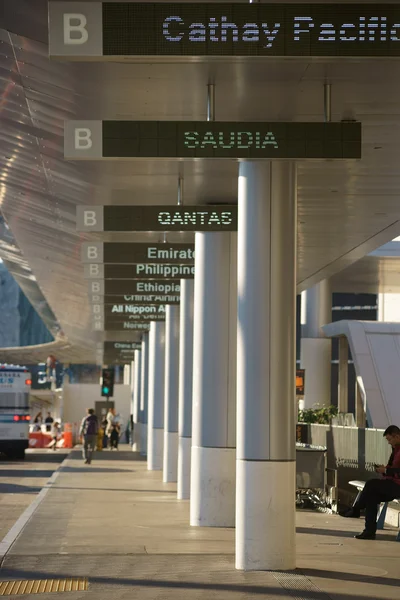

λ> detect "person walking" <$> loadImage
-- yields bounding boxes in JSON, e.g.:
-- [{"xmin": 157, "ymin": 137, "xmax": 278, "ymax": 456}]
[
  {"xmin": 79, "ymin": 408, "xmax": 99, "ymax": 465},
  {"xmin": 105, "ymin": 407, "xmax": 115, "ymax": 449}
]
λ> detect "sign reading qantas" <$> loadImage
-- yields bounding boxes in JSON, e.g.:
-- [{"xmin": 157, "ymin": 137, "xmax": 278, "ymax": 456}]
[
  {"xmin": 77, "ymin": 205, "xmax": 237, "ymax": 232},
  {"xmin": 49, "ymin": 3, "xmax": 400, "ymax": 59}
]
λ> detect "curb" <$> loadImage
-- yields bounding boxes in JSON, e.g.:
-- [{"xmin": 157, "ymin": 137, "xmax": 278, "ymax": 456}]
[{"xmin": 0, "ymin": 452, "xmax": 71, "ymax": 565}]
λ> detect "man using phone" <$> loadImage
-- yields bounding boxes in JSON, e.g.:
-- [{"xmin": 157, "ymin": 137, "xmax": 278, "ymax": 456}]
[{"xmin": 341, "ymin": 425, "xmax": 400, "ymax": 539}]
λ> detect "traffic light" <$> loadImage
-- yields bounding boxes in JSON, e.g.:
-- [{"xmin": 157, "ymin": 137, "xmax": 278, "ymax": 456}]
[{"xmin": 101, "ymin": 368, "xmax": 115, "ymax": 398}]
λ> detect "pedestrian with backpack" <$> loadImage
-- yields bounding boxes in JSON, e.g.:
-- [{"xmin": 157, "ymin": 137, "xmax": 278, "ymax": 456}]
[{"xmin": 79, "ymin": 408, "xmax": 99, "ymax": 464}]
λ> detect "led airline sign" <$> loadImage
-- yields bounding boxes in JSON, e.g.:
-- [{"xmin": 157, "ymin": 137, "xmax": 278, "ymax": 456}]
[
  {"xmin": 76, "ymin": 205, "xmax": 237, "ymax": 232},
  {"xmin": 66, "ymin": 121, "xmax": 361, "ymax": 160},
  {"xmin": 49, "ymin": 3, "xmax": 400, "ymax": 59}
]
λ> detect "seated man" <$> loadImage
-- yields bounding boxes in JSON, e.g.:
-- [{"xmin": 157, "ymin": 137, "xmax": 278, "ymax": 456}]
[{"xmin": 342, "ymin": 425, "xmax": 400, "ymax": 539}]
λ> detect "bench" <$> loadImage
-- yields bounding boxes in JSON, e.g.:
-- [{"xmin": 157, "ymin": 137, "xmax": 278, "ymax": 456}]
[{"xmin": 349, "ymin": 480, "xmax": 400, "ymax": 541}]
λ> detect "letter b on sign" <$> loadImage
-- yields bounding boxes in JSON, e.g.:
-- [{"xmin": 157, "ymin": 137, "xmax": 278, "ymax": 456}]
[
  {"xmin": 49, "ymin": 2, "xmax": 103, "ymax": 57},
  {"xmin": 81, "ymin": 242, "xmax": 104, "ymax": 262},
  {"xmin": 77, "ymin": 206, "xmax": 104, "ymax": 232},
  {"xmin": 64, "ymin": 121, "xmax": 102, "ymax": 159}
]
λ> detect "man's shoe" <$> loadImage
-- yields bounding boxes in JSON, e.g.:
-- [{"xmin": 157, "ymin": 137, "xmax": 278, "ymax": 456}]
[
  {"xmin": 355, "ymin": 530, "xmax": 376, "ymax": 540},
  {"xmin": 84, "ymin": 460, "xmax": 88, "ymax": 464},
  {"xmin": 340, "ymin": 507, "xmax": 361, "ymax": 518}
]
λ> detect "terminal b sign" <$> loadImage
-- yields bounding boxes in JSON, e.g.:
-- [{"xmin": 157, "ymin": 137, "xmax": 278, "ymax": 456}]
[
  {"xmin": 77, "ymin": 205, "xmax": 237, "ymax": 232},
  {"xmin": 83, "ymin": 263, "xmax": 195, "ymax": 280},
  {"xmin": 88, "ymin": 279, "xmax": 181, "ymax": 296},
  {"xmin": 81, "ymin": 242, "xmax": 195, "ymax": 264},
  {"xmin": 66, "ymin": 120, "xmax": 361, "ymax": 161},
  {"xmin": 49, "ymin": 3, "xmax": 400, "ymax": 59},
  {"xmin": 89, "ymin": 294, "xmax": 180, "ymax": 305}
]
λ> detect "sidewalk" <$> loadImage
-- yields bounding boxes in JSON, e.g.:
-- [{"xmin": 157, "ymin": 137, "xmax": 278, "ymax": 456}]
[{"xmin": 1, "ymin": 447, "xmax": 399, "ymax": 600}]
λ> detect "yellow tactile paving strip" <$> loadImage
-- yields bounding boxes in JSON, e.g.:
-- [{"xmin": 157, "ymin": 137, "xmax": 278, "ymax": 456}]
[{"xmin": 0, "ymin": 578, "xmax": 88, "ymax": 595}]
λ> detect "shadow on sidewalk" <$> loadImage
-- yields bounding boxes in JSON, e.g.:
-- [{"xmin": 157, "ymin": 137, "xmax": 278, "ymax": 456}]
[
  {"xmin": 0, "ymin": 483, "xmax": 42, "ymax": 494},
  {"xmin": 296, "ymin": 526, "xmax": 397, "ymax": 542},
  {"xmin": 1, "ymin": 564, "xmax": 400, "ymax": 597},
  {"xmin": 68, "ymin": 451, "xmax": 145, "ymax": 462}
]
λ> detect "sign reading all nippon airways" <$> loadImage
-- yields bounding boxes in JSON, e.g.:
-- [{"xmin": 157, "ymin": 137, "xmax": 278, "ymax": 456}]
[{"xmin": 49, "ymin": 3, "xmax": 400, "ymax": 59}]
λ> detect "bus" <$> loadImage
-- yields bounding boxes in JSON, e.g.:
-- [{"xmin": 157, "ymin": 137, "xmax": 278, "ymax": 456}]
[{"xmin": 0, "ymin": 365, "xmax": 32, "ymax": 459}]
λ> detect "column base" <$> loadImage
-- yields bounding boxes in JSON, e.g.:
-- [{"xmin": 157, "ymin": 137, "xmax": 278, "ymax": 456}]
[
  {"xmin": 177, "ymin": 436, "xmax": 191, "ymax": 500},
  {"xmin": 163, "ymin": 431, "xmax": 178, "ymax": 483},
  {"xmin": 140, "ymin": 423, "xmax": 147, "ymax": 457},
  {"xmin": 190, "ymin": 446, "xmax": 235, "ymax": 527},
  {"xmin": 147, "ymin": 427, "xmax": 163, "ymax": 470},
  {"xmin": 236, "ymin": 459, "xmax": 296, "ymax": 571},
  {"xmin": 132, "ymin": 422, "xmax": 141, "ymax": 452}
]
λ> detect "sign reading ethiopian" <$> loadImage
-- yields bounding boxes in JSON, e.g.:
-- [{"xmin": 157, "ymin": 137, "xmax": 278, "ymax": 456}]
[
  {"xmin": 65, "ymin": 121, "xmax": 361, "ymax": 161},
  {"xmin": 49, "ymin": 3, "xmax": 400, "ymax": 59}
]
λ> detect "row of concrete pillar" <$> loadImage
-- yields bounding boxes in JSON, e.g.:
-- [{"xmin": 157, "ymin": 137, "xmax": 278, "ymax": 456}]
[
  {"xmin": 127, "ymin": 162, "xmax": 296, "ymax": 571},
  {"xmin": 128, "ymin": 162, "xmax": 366, "ymax": 569}
]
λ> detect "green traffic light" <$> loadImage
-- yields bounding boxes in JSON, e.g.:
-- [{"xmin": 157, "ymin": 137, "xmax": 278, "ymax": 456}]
[{"xmin": 103, "ymin": 387, "xmax": 109, "ymax": 395}]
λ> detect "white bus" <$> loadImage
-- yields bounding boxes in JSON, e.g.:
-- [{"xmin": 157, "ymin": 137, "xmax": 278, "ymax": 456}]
[{"xmin": 0, "ymin": 365, "xmax": 32, "ymax": 459}]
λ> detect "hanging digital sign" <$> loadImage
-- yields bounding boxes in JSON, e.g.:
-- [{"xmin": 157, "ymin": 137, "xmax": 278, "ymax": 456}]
[
  {"xmin": 81, "ymin": 242, "xmax": 194, "ymax": 264},
  {"xmin": 92, "ymin": 320, "xmax": 150, "ymax": 332},
  {"xmin": 66, "ymin": 121, "xmax": 361, "ymax": 160},
  {"xmin": 84, "ymin": 263, "xmax": 194, "ymax": 280},
  {"xmin": 89, "ymin": 279, "xmax": 181, "ymax": 296},
  {"xmin": 49, "ymin": 3, "xmax": 400, "ymax": 59},
  {"xmin": 89, "ymin": 294, "xmax": 180, "ymax": 305}
]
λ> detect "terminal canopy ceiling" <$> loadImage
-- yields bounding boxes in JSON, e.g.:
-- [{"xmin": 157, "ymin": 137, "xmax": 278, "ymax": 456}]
[{"xmin": 1, "ymin": 0, "xmax": 400, "ymax": 362}]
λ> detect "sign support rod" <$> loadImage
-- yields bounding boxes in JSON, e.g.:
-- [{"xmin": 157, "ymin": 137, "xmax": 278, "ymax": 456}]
[
  {"xmin": 324, "ymin": 83, "xmax": 332, "ymax": 123},
  {"xmin": 177, "ymin": 177, "xmax": 184, "ymax": 206},
  {"xmin": 207, "ymin": 84, "xmax": 215, "ymax": 122}
]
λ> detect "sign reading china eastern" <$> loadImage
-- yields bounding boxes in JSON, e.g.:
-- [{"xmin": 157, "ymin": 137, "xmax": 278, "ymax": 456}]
[
  {"xmin": 49, "ymin": 3, "xmax": 400, "ymax": 58},
  {"xmin": 77, "ymin": 205, "xmax": 237, "ymax": 232},
  {"xmin": 65, "ymin": 120, "xmax": 361, "ymax": 160}
]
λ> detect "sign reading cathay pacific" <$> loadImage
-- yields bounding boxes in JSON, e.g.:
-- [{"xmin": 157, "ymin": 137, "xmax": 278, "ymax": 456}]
[
  {"xmin": 49, "ymin": 3, "xmax": 400, "ymax": 59},
  {"xmin": 66, "ymin": 121, "xmax": 361, "ymax": 160},
  {"xmin": 77, "ymin": 205, "xmax": 237, "ymax": 232}
]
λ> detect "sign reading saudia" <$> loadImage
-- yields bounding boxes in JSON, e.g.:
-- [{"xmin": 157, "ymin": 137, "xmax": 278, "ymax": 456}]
[
  {"xmin": 65, "ymin": 120, "xmax": 361, "ymax": 160},
  {"xmin": 49, "ymin": 3, "xmax": 400, "ymax": 59}
]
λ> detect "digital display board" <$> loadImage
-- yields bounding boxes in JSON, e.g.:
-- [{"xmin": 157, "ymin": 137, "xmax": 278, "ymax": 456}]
[
  {"xmin": 76, "ymin": 204, "xmax": 237, "ymax": 231},
  {"xmin": 81, "ymin": 242, "xmax": 194, "ymax": 264},
  {"xmin": 93, "ymin": 320, "xmax": 150, "ymax": 332},
  {"xmin": 104, "ymin": 341, "xmax": 141, "ymax": 353},
  {"xmin": 84, "ymin": 263, "xmax": 195, "ymax": 279},
  {"xmin": 89, "ymin": 279, "xmax": 181, "ymax": 296},
  {"xmin": 296, "ymin": 369, "xmax": 305, "ymax": 396},
  {"xmin": 90, "ymin": 294, "xmax": 180, "ymax": 305},
  {"xmin": 49, "ymin": 3, "xmax": 400, "ymax": 59}
]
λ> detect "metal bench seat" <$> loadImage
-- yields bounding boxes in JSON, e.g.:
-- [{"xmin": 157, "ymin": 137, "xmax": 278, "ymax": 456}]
[{"xmin": 349, "ymin": 480, "xmax": 400, "ymax": 541}]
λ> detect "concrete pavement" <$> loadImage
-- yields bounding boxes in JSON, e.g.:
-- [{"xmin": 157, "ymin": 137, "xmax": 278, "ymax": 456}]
[{"xmin": 0, "ymin": 447, "xmax": 399, "ymax": 600}]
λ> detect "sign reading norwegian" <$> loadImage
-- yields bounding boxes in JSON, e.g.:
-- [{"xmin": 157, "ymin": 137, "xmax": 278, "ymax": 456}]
[
  {"xmin": 49, "ymin": 3, "xmax": 400, "ymax": 59},
  {"xmin": 84, "ymin": 263, "xmax": 194, "ymax": 280},
  {"xmin": 92, "ymin": 319, "xmax": 150, "ymax": 332},
  {"xmin": 76, "ymin": 204, "xmax": 237, "ymax": 232},
  {"xmin": 88, "ymin": 279, "xmax": 181, "ymax": 296},
  {"xmin": 81, "ymin": 242, "xmax": 194, "ymax": 264},
  {"xmin": 66, "ymin": 121, "xmax": 361, "ymax": 160}
]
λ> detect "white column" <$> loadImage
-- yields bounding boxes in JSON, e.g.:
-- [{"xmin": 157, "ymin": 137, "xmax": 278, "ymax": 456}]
[
  {"xmin": 190, "ymin": 232, "xmax": 237, "ymax": 527},
  {"xmin": 140, "ymin": 332, "xmax": 149, "ymax": 456},
  {"xmin": 178, "ymin": 279, "xmax": 194, "ymax": 500},
  {"xmin": 338, "ymin": 336, "xmax": 349, "ymax": 414},
  {"xmin": 147, "ymin": 322, "xmax": 165, "ymax": 470},
  {"xmin": 163, "ymin": 305, "xmax": 180, "ymax": 483},
  {"xmin": 236, "ymin": 161, "xmax": 297, "ymax": 571},
  {"xmin": 300, "ymin": 280, "xmax": 332, "ymax": 408},
  {"xmin": 132, "ymin": 350, "xmax": 142, "ymax": 451}
]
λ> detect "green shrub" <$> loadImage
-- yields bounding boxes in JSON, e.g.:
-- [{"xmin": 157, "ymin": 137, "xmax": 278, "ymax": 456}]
[{"xmin": 298, "ymin": 404, "xmax": 338, "ymax": 424}]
